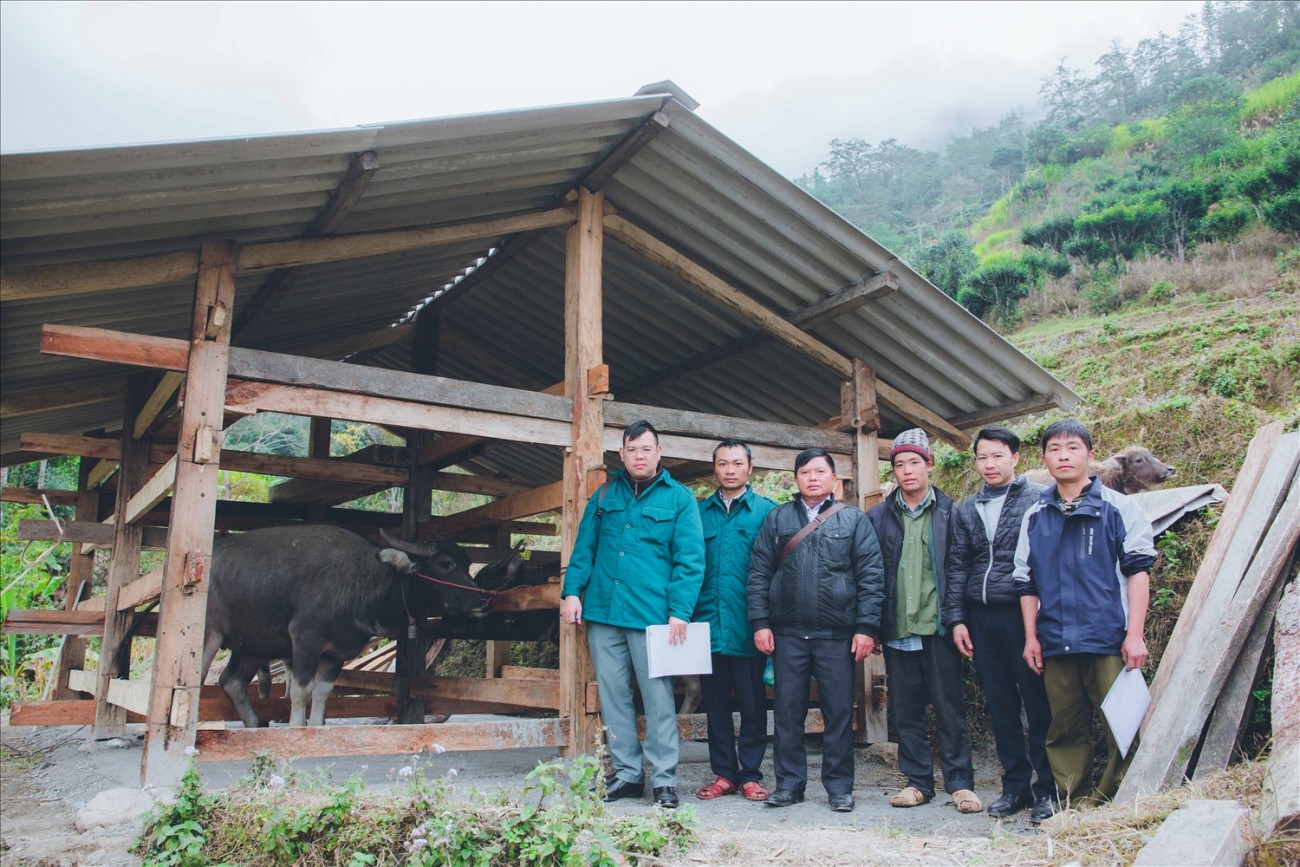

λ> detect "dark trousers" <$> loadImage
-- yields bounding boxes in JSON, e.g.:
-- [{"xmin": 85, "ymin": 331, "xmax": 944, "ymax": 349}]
[
  {"xmin": 885, "ymin": 636, "xmax": 974, "ymax": 798},
  {"xmin": 968, "ymin": 604, "xmax": 1056, "ymax": 800},
  {"xmin": 772, "ymin": 634, "xmax": 855, "ymax": 796},
  {"xmin": 699, "ymin": 653, "xmax": 768, "ymax": 785}
]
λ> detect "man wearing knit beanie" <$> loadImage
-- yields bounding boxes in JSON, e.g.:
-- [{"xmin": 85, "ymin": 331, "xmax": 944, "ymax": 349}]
[{"xmin": 868, "ymin": 428, "xmax": 980, "ymax": 814}]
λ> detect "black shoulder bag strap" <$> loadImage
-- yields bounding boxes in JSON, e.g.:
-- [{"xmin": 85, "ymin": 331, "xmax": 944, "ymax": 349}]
[{"xmin": 779, "ymin": 502, "xmax": 848, "ymax": 563}]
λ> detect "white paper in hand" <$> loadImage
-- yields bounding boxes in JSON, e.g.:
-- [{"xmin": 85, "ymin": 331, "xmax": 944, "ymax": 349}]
[
  {"xmin": 645, "ymin": 622, "xmax": 712, "ymax": 678},
  {"xmin": 1100, "ymin": 667, "xmax": 1151, "ymax": 759}
]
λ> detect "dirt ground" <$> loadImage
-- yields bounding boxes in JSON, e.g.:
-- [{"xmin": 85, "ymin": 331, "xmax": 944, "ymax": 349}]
[{"xmin": 0, "ymin": 712, "xmax": 1042, "ymax": 866}]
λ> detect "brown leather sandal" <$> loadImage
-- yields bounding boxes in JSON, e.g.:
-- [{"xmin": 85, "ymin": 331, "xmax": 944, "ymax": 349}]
[
  {"xmin": 890, "ymin": 786, "xmax": 932, "ymax": 807},
  {"xmin": 740, "ymin": 781, "xmax": 769, "ymax": 801},
  {"xmin": 952, "ymin": 789, "xmax": 983, "ymax": 814},
  {"xmin": 697, "ymin": 777, "xmax": 738, "ymax": 799}
]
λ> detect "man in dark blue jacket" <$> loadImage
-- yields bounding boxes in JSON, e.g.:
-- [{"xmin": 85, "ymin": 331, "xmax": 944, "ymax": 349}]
[
  {"xmin": 943, "ymin": 426, "xmax": 1055, "ymax": 823},
  {"xmin": 1014, "ymin": 419, "xmax": 1155, "ymax": 806},
  {"xmin": 868, "ymin": 428, "xmax": 980, "ymax": 814}
]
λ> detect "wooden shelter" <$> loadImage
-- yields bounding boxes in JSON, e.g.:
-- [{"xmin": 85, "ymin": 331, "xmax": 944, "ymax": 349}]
[{"xmin": 0, "ymin": 83, "xmax": 1078, "ymax": 786}]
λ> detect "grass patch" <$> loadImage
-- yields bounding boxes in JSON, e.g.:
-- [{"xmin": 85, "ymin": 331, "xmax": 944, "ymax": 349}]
[{"xmin": 137, "ymin": 753, "xmax": 694, "ymax": 866}]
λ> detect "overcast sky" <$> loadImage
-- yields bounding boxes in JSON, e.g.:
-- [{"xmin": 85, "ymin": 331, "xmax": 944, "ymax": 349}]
[{"xmin": 1, "ymin": 0, "xmax": 1202, "ymax": 177}]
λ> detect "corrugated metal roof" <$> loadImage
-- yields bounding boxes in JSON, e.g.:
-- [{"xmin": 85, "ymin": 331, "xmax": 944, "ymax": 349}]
[{"xmin": 1, "ymin": 90, "xmax": 1077, "ymax": 475}]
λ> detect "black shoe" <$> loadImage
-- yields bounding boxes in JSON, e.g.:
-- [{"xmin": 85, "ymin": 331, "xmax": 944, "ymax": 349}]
[
  {"xmin": 986, "ymin": 791, "xmax": 1031, "ymax": 818},
  {"xmin": 602, "ymin": 777, "xmax": 644, "ymax": 802},
  {"xmin": 1030, "ymin": 796, "xmax": 1057, "ymax": 824},
  {"xmin": 828, "ymin": 793, "xmax": 855, "ymax": 812},
  {"xmin": 653, "ymin": 786, "xmax": 679, "ymax": 809},
  {"xmin": 765, "ymin": 789, "xmax": 805, "ymax": 808}
]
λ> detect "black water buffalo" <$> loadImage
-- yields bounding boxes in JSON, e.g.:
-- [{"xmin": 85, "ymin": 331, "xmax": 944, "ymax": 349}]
[{"xmin": 199, "ymin": 525, "xmax": 487, "ymax": 728}]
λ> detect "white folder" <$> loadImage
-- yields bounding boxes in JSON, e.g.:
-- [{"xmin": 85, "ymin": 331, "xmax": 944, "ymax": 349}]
[
  {"xmin": 1100, "ymin": 667, "xmax": 1151, "ymax": 759},
  {"xmin": 645, "ymin": 622, "xmax": 713, "ymax": 678}
]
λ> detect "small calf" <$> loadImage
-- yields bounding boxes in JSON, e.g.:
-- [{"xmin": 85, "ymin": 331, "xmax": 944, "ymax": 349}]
[{"xmin": 1025, "ymin": 445, "xmax": 1177, "ymax": 495}]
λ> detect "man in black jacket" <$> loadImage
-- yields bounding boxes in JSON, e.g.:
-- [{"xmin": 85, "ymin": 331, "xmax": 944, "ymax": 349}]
[
  {"xmin": 748, "ymin": 448, "xmax": 884, "ymax": 813},
  {"xmin": 868, "ymin": 429, "xmax": 979, "ymax": 814},
  {"xmin": 943, "ymin": 426, "xmax": 1056, "ymax": 823}
]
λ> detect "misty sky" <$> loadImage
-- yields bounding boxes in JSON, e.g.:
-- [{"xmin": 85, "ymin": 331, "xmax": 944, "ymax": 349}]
[{"xmin": 0, "ymin": 0, "xmax": 1202, "ymax": 177}]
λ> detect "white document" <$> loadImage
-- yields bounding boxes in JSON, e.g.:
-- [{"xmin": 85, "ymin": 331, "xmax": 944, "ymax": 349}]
[
  {"xmin": 645, "ymin": 622, "xmax": 713, "ymax": 678},
  {"xmin": 1100, "ymin": 667, "xmax": 1151, "ymax": 759}
]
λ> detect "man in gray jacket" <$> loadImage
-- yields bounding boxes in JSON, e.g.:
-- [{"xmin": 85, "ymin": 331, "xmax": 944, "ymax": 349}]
[
  {"xmin": 943, "ymin": 426, "xmax": 1056, "ymax": 823},
  {"xmin": 748, "ymin": 448, "xmax": 884, "ymax": 813}
]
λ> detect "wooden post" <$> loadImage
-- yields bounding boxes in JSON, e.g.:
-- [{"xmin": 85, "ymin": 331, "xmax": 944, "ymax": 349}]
[
  {"xmin": 92, "ymin": 376, "xmax": 152, "ymax": 738},
  {"xmin": 50, "ymin": 456, "xmax": 103, "ymax": 699},
  {"xmin": 141, "ymin": 241, "xmax": 237, "ymax": 786},
  {"xmin": 559, "ymin": 187, "xmax": 605, "ymax": 758},
  {"xmin": 486, "ymin": 523, "xmax": 512, "ymax": 678},
  {"xmin": 843, "ymin": 359, "xmax": 887, "ymax": 743},
  {"xmin": 396, "ymin": 310, "xmax": 439, "ymax": 724}
]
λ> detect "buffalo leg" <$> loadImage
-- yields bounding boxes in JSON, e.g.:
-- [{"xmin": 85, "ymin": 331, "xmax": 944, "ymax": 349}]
[
  {"xmin": 285, "ymin": 668, "xmax": 313, "ymax": 727},
  {"xmin": 307, "ymin": 657, "xmax": 346, "ymax": 727},
  {"xmin": 220, "ymin": 652, "xmax": 268, "ymax": 728}
]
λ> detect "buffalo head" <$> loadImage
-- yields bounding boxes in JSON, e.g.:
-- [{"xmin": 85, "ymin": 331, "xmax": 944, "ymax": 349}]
[{"xmin": 378, "ymin": 530, "xmax": 489, "ymax": 615}]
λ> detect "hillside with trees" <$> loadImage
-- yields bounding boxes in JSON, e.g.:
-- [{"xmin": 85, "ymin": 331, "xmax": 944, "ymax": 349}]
[{"xmin": 796, "ymin": 0, "xmax": 1299, "ymax": 324}]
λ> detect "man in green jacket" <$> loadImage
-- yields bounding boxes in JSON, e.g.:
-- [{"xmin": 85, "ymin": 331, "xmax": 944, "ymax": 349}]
[
  {"xmin": 693, "ymin": 440, "xmax": 777, "ymax": 802},
  {"xmin": 560, "ymin": 420, "xmax": 706, "ymax": 809}
]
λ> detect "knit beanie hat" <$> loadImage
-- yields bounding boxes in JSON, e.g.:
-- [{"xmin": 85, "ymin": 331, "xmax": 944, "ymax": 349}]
[{"xmin": 890, "ymin": 428, "xmax": 932, "ymax": 463}]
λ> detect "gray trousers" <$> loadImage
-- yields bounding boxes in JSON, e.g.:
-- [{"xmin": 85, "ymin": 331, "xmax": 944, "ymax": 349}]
[
  {"xmin": 587, "ymin": 621, "xmax": 680, "ymax": 788},
  {"xmin": 885, "ymin": 636, "xmax": 975, "ymax": 798}
]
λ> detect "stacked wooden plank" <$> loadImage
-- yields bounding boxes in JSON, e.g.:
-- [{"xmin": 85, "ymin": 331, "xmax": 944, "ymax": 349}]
[{"xmin": 1117, "ymin": 423, "xmax": 1300, "ymax": 801}]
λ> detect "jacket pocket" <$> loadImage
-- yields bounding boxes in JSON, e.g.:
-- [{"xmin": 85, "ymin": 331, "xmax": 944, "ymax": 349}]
[{"xmin": 640, "ymin": 506, "xmax": 675, "ymax": 545}]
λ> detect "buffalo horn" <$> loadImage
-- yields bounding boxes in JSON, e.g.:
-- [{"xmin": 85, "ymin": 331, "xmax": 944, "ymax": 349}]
[{"xmin": 378, "ymin": 529, "xmax": 439, "ymax": 558}]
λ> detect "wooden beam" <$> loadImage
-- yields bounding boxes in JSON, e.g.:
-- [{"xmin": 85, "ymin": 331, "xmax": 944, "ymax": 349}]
[
  {"xmin": 225, "ymin": 379, "xmax": 574, "ymax": 449},
  {"xmin": 106, "ymin": 678, "xmax": 152, "ymax": 715},
  {"xmin": 560, "ymin": 187, "xmax": 605, "ymax": 760},
  {"xmin": 2, "ymin": 609, "xmax": 113, "ymax": 635},
  {"xmin": 41, "ymin": 324, "xmax": 190, "ymax": 371},
  {"xmin": 133, "ymin": 373, "xmax": 185, "ymax": 439},
  {"xmin": 276, "ymin": 322, "xmax": 415, "ymax": 361},
  {"xmin": 1149, "ymin": 422, "xmax": 1283, "ymax": 708},
  {"xmin": 1, "ymin": 380, "xmax": 124, "ymax": 419},
  {"xmin": 1, "ymin": 250, "xmax": 199, "ymax": 302},
  {"xmin": 194, "ymin": 718, "xmax": 567, "ymax": 761},
  {"xmin": 3, "ymin": 206, "xmax": 577, "ymax": 301},
  {"xmin": 143, "ymin": 239, "xmax": 238, "ymax": 787},
  {"xmin": 238, "ymin": 205, "xmax": 577, "ymax": 274},
  {"xmin": 123, "ymin": 454, "xmax": 176, "ymax": 525},
  {"xmin": 604, "ymin": 401, "xmax": 852, "ymax": 454},
  {"xmin": 93, "ymin": 375, "xmax": 152, "ymax": 739},
  {"xmin": 49, "ymin": 459, "xmax": 100, "ymax": 700},
  {"xmin": 19, "ymin": 519, "xmax": 168, "ymax": 550},
  {"xmin": 312, "ymin": 150, "xmax": 380, "ymax": 235},
  {"xmin": 1117, "ymin": 439, "xmax": 1299, "ymax": 800},
  {"xmin": 117, "ymin": 566, "xmax": 164, "ymax": 612},
  {"xmin": 18, "ymin": 433, "xmax": 416, "ymax": 488},
  {"xmin": 789, "ymin": 271, "xmax": 900, "ymax": 328},
  {"xmin": 0, "ymin": 488, "xmax": 78, "ymax": 506},
  {"xmin": 873, "ymin": 379, "xmax": 971, "ymax": 450},
  {"xmin": 581, "ymin": 111, "xmax": 671, "ymax": 191},
  {"xmin": 949, "ymin": 393, "xmax": 1065, "ymax": 430},
  {"xmin": 425, "ymin": 481, "xmax": 563, "ymax": 537},
  {"xmin": 603, "ymin": 214, "xmax": 854, "ymax": 379},
  {"xmin": 229, "ymin": 345, "xmax": 573, "ymax": 424}
]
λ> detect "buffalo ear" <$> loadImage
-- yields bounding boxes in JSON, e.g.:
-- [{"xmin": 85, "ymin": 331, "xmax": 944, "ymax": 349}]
[{"xmin": 379, "ymin": 548, "xmax": 416, "ymax": 572}]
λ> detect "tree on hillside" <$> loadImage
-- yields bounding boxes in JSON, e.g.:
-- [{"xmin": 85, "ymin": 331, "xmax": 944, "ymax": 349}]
[
  {"xmin": 1040, "ymin": 59, "xmax": 1092, "ymax": 131},
  {"xmin": 911, "ymin": 231, "xmax": 977, "ymax": 298},
  {"xmin": 1162, "ymin": 74, "xmax": 1246, "ymax": 161}
]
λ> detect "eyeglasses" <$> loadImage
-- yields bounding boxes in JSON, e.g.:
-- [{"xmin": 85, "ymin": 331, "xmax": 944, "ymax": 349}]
[{"xmin": 622, "ymin": 447, "xmax": 657, "ymax": 456}]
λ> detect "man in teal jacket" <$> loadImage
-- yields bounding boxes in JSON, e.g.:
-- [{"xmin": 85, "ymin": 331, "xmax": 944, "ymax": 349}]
[
  {"xmin": 693, "ymin": 440, "xmax": 777, "ymax": 802},
  {"xmin": 560, "ymin": 420, "xmax": 706, "ymax": 809}
]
